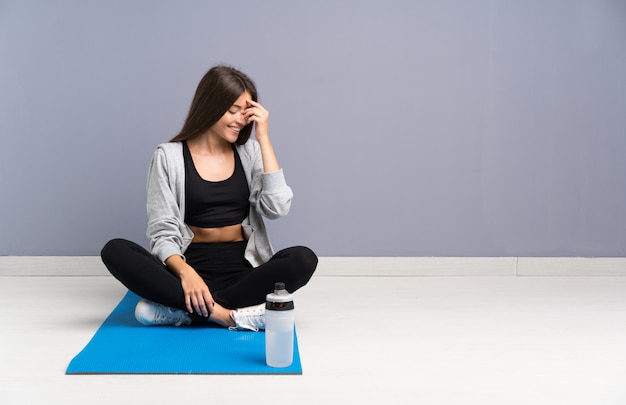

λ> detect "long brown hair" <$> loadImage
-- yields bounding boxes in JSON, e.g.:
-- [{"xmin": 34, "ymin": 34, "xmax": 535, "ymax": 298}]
[{"xmin": 170, "ymin": 65, "xmax": 258, "ymax": 145}]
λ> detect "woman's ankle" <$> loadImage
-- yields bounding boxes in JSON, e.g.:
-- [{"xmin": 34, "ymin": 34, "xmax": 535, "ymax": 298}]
[{"xmin": 209, "ymin": 304, "xmax": 236, "ymax": 328}]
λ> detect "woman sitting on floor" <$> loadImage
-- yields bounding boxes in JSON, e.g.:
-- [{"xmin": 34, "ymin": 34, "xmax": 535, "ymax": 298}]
[{"xmin": 101, "ymin": 65, "xmax": 317, "ymax": 331}]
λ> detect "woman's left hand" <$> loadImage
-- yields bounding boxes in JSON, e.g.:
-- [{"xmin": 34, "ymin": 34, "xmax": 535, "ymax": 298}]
[
  {"xmin": 245, "ymin": 99, "xmax": 269, "ymax": 141},
  {"xmin": 245, "ymin": 98, "xmax": 280, "ymax": 172}
]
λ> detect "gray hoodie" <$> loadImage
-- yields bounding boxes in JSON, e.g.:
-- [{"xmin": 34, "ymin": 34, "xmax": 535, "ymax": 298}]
[{"xmin": 146, "ymin": 140, "xmax": 293, "ymax": 267}]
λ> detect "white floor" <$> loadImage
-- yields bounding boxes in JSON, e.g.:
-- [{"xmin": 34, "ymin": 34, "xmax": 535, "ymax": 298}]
[{"xmin": 2, "ymin": 271, "xmax": 626, "ymax": 405}]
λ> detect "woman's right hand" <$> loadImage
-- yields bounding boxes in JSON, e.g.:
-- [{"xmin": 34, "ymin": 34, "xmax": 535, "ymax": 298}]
[
  {"xmin": 179, "ymin": 268, "xmax": 215, "ymax": 317},
  {"xmin": 165, "ymin": 255, "xmax": 215, "ymax": 317}
]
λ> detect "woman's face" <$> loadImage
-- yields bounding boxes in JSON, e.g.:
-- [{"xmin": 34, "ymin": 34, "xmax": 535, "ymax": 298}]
[{"xmin": 207, "ymin": 91, "xmax": 251, "ymax": 144}]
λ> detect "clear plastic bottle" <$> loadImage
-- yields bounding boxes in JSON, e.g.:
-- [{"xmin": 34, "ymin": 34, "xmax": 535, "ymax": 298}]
[{"xmin": 265, "ymin": 282, "xmax": 295, "ymax": 368}]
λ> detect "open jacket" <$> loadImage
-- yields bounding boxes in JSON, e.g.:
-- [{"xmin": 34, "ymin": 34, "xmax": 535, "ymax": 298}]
[{"xmin": 146, "ymin": 140, "xmax": 293, "ymax": 267}]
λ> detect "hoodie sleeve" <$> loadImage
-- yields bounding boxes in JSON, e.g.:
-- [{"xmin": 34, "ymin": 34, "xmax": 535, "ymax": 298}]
[
  {"xmin": 145, "ymin": 145, "xmax": 191, "ymax": 264},
  {"xmin": 245, "ymin": 141, "xmax": 293, "ymax": 219}
]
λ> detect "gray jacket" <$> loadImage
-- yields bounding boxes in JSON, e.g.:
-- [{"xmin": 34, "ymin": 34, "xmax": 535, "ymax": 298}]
[{"xmin": 146, "ymin": 140, "xmax": 293, "ymax": 267}]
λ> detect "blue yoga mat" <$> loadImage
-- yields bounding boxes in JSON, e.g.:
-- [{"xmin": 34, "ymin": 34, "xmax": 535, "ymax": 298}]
[{"xmin": 66, "ymin": 291, "xmax": 302, "ymax": 374}]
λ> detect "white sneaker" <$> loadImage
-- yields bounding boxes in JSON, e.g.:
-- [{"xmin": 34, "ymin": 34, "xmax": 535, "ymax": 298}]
[
  {"xmin": 135, "ymin": 299, "xmax": 192, "ymax": 326},
  {"xmin": 229, "ymin": 304, "xmax": 266, "ymax": 331}
]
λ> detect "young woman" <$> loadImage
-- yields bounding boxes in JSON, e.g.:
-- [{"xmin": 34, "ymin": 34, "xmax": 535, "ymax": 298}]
[{"xmin": 101, "ymin": 65, "xmax": 317, "ymax": 331}]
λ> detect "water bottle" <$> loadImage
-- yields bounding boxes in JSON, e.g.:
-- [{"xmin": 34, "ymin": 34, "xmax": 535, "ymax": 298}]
[{"xmin": 265, "ymin": 282, "xmax": 295, "ymax": 368}]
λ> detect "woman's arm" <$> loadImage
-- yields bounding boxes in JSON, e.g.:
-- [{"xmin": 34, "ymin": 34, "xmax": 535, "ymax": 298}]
[
  {"xmin": 146, "ymin": 146, "xmax": 191, "ymax": 263},
  {"xmin": 242, "ymin": 99, "xmax": 293, "ymax": 220},
  {"xmin": 146, "ymin": 145, "xmax": 213, "ymax": 317},
  {"xmin": 245, "ymin": 99, "xmax": 280, "ymax": 173},
  {"xmin": 165, "ymin": 254, "xmax": 214, "ymax": 317}
]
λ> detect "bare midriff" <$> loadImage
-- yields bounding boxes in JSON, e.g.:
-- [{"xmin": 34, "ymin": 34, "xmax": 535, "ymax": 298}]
[{"xmin": 189, "ymin": 224, "xmax": 245, "ymax": 243}]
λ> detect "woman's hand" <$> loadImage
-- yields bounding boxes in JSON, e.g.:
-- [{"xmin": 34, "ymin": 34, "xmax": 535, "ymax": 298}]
[
  {"xmin": 179, "ymin": 268, "xmax": 215, "ymax": 317},
  {"xmin": 244, "ymin": 99, "xmax": 269, "ymax": 141},
  {"xmin": 165, "ymin": 254, "xmax": 214, "ymax": 317},
  {"xmin": 244, "ymin": 99, "xmax": 280, "ymax": 173}
]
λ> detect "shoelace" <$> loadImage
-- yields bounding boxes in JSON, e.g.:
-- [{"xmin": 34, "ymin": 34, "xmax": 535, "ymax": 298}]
[
  {"xmin": 154, "ymin": 306, "xmax": 188, "ymax": 326},
  {"xmin": 230, "ymin": 305, "xmax": 265, "ymax": 331}
]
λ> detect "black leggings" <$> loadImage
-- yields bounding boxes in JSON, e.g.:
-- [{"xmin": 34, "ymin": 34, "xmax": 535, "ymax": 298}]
[{"xmin": 100, "ymin": 238, "xmax": 317, "ymax": 311}]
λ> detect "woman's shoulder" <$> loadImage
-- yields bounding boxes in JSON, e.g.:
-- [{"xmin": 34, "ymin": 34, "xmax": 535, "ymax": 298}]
[
  {"xmin": 148, "ymin": 142, "xmax": 184, "ymax": 175},
  {"xmin": 155, "ymin": 141, "xmax": 183, "ymax": 154},
  {"xmin": 151, "ymin": 142, "xmax": 183, "ymax": 161}
]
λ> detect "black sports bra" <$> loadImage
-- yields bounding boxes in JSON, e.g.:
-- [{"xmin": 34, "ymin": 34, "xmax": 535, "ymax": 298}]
[{"xmin": 183, "ymin": 142, "xmax": 250, "ymax": 228}]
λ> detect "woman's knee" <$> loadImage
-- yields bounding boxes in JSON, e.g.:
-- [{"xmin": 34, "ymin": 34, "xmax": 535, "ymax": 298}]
[
  {"xmin": 100, "ymin": 238, "xmax": 148, "ymax": 273},
  {"xmin": 300, "ymin": 246, "xmax": 318, "ymax": 268},
  {"xmin": 101, "ymin": 238, "xmax": 129, "ymax": 262},
  {"xmin": 290, "ymin": 246, "xmax": 318, "ymax": 278}
]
